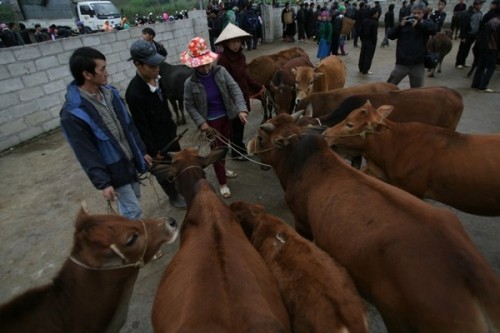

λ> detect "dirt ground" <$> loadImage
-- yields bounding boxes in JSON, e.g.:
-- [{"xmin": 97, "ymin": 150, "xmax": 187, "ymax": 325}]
[{"xmin": 0, "ymin": 32, "xmax": 499, "ymax": 333}]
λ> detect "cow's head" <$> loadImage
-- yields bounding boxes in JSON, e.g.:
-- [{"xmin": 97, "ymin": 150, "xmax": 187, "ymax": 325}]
[
  {"xmin": 150, "ymin": 148, "xmax": 227, "ymax": 206},
  {"xmin": 292, "ymin": 66, "xmax": 324, "ymax": 106},
  {"xmin": 247, "ymin": 111, "xmax": 304, "ymax": 166},
  {"xmin": 229, "ymin": 201, "xmax": 265, "ymax": 241},
  {"xmin": 72, "ymin": 203, "xmax": 178, "ymax": 269},
  {"xmin": 323, "ymin": 101, "xmax": 394, "ymax": 149},
  {"xmin": 270, "ymin": 80, "xmax": 295, "ymax": 115}
]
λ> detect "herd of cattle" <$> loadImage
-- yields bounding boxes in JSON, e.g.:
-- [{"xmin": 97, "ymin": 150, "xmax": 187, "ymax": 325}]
[{"xmin": 0, "ymin": 46, "xmax": 499, "ymax": 333}]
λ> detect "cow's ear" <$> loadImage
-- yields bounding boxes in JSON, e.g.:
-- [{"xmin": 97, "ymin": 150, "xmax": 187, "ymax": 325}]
[
  {"xmin": 376, "ymin": 105, "xmax": 394, "ymax": 120},
  {"xmin": 291, "ymin": 68, "xmax": 297, "ymax": 76},
  {"xmin": 75, "ymin": 202, "xmax": 90, "ymax": 230}
]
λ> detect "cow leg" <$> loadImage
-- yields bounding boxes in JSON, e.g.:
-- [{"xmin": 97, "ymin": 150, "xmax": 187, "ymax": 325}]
[
  {"xmin": 438, "ymin": 60, "xmax": 443, "ymax": 73},
  {"xmin": 168, "ymin": 96, "xmax": 181, "ymax": 125}
]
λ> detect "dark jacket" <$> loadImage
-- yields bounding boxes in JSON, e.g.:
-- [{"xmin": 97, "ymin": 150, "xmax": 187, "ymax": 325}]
[
  {"xmin": 217, "ymin": 48, "xmax": 262, "ymax": 110},
  {"xmin": 385, "ymin": 10, "xmax": 395, "ymax": 28},
  {"xmin": 60, "ymin": 82, "xmax": 147, "ymax": 190},
  {"xmin": 125, "ymin": 74, "xmax": 179, "ymax": 157},
  {"xmin": 153, "ymin": 40, "xmax": 168, "ymax": 57},
  {"xmin": 361, "ymin": 16, "xmax": 379, "ymax": 42},
  {"xmin": 388, "ymin": 18, "xmax": 437, "ymax": 66}
]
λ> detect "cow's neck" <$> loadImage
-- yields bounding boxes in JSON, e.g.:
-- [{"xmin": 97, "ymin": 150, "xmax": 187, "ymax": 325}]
[
  {"xmin": 176, "ymin": 169, "xmax": 205, "ymax": 206},
  {"xmin": 54, "ymin": 261, "xmax": 140, "ymax": 332}
]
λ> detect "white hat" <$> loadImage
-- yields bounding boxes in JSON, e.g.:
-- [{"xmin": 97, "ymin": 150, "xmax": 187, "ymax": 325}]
[{"xmin": 214, "ymin": 23, "xmax": 251, "ymax": 45}]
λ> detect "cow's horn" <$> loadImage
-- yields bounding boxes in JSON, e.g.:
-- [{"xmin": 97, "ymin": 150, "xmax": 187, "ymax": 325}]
[
  {"xmin": 260, "ymin": 123, "xmax": 276, "ymax": 132},
  {"xmin": 291, "ymin": 110, "xmax": 304, "ymax": 123}
]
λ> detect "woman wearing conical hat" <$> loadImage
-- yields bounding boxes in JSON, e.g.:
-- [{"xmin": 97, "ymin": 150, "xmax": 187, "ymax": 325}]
[{"xmin": 215, "ymin": 23, "xmax": 265, "ymax": 162}]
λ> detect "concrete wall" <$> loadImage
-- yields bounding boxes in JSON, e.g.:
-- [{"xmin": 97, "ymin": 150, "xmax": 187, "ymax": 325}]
[{"xmin": 0, "ymin": 10, "xmax": 208, "ymax": 152}]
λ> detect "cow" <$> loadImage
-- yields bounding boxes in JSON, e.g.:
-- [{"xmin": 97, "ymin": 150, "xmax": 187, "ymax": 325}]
[
  {"xmin": 247, "ymin": 112, "xmax": 500, "ymax": 333},
  {"xmin": 292, "ymin": 55, "xmax": 346, "ymax": 105},
  {"xmin": 299, "ymin": 86, "xmax": 464, "ymax": 130},
  {"xmin": 323, "ymin": 101, "xmax": 500, "ymax": 216},
  {"xmin": 159, "ymin": 62, "xmax": 193, "ymax": 125},
  {"xmin": 427, "ymin": 29, "xmax": 453, "ymax": 77},
  {"xmin": 295, "ymin": 82, "xmax": 398, "ymax": 117},
  {"xmin": 230, "ymin": 201, "xmax": 369, "ymax": 333},
  {"xmin": 247, "ymin": 47, "xmax": 310, "ymax": 122},
  {"xmin": 151, "ymin": 148, "xmax": 291, "ymax": 333},
  {"xmin": 0, "ymin": 205, "xmax": 179, "ymax": 333},
  {"xmin": 269, "ymin": 56, "xmax": 314, "ymax": 114}
]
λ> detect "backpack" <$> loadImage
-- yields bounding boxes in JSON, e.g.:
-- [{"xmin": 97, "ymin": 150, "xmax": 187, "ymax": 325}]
[{"xmin": 245, "ymin": 11, "xmax": 260, "ymax": 32}]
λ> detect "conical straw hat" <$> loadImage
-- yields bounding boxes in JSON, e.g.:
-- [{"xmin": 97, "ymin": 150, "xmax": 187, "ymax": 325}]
[{"xmin": 214, "ymin": 23, "xmax": 251, "ymax": 45}]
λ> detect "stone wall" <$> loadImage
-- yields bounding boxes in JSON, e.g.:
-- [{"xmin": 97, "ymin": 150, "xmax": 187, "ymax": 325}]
[{"xmin": 0, "ymin": 10, "xmax": 208, "ymax": 152}]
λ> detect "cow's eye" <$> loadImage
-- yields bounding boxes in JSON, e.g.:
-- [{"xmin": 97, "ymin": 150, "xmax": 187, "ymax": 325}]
[
  {"xmin": 258, "ymin": 136, "xmax": 264, "ymax": 146},
  {"xmin": 346, "ymin": 122, "xmax": 354, "ymax": 129},
  {"xmin": 126, "ymin": 233, "xmax": 138, "ymax": 246}
]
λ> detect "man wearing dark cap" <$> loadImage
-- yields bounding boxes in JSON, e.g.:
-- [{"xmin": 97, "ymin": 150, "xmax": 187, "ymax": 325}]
[
  {"xmin": 60, "ymin": 47, "xmax": 152, "ymax": 220},
  {"xmin": 125, "ymin": 40, "xmax": 186, "ymax": 209}
]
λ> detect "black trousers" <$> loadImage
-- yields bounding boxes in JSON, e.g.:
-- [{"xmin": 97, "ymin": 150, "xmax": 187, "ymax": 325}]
[
  {"xmin": 358, "ymin": 40, "xmax": 376, "ymax": 73},
  {"xmin": 231, "ymin": 117, "xmax": 247, "ymax": 157},
  {"xmin": 455, "ymin": 36, "xmax": 476, "ymax": 66}
]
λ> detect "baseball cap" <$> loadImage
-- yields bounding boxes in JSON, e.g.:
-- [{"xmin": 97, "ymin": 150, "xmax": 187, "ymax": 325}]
[
  {"xmin": 128, "ymin": 40, "xmax": 165, "ymax": 66},
  {"xmin": 473, "ymin": 0, "xmax": 485, "ymax": 4}
]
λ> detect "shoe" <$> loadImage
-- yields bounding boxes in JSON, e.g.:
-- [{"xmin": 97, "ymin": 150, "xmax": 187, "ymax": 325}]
[
  {"xmin": 484, "ymin": 88, "xmax": 494, "ymax": 93},
  {"xmin": 233, "ymin": 155, "xmax": 249, "ymax": 162},
  {"xmin": 169, "ymin": 197, "xmax": 187, "ymax": 209},
  {"xmin": 464, "ymin": 64, "xmax": 470, "ymax": 68},
  {"xmin": 362, "ymin": 71, "xmax": 373, "ymax": 75},
  {"xmin": 456, "ymin": 65, "xmax": 464, "ymax": 69},
  {"xmin": 220, "ymin": 185, "xmax": 231, "ymax": 198},
  {"xmin": 152, "ymin": 250, "xmax": 164, "ymax": 262},
  {"xmin": 340, "ymin": 53, "xmax": 348, "ymax": 56},
  {"xmin": 225, "ymin": 170, "xmax": 238, "ymax": 178}
]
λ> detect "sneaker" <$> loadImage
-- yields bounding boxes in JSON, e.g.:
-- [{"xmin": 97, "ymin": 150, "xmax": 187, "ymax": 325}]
[
  {"xmin": 233, "ymin": 155, "xmax": 249, "ymax": 162},
  {"xmin": 225, "ymin": 170, "xmax": 238, "ymax": 178},
  {"xmin": 456, "ymin": 65, "xmax": 464, "ymax": 69},
  {"xmin": 169, "ymin": 197, "xmax": 187, "ymax": 209},
  {"xmin": 220, "ymin": 185, "xmax": 231, "ymax": 198},
  {"xmin": 362, "ymin": 71, "xmax": 373, "ymax": 75},
  {"xmin": 484, "ymin": 88, "xmax": 494, "ymax": 93}
]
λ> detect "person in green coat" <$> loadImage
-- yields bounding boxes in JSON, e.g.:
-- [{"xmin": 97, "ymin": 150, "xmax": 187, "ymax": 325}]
[{"xmin": 317, "ymin": 11, "xmax": 333, "ymax": 59}]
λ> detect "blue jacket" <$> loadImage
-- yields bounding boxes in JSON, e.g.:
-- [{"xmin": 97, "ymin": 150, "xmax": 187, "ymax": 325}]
[{"xmin": 60, "ymin": 82, "xmax": 147, "ymax": 190}]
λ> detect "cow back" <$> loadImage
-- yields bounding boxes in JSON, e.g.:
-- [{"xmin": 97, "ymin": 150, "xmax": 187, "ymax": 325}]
[{"xmin": 152, "ymin": 180, "xmax": 290, "ymax": 333}]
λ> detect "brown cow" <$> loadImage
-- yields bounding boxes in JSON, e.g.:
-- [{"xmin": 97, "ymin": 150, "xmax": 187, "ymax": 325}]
[
  {"xmin": 0, "ymin": 205, "xmax": 179, "ymax": 333},
  {"xmin": 426, "ymin": 29, "xmax": 453, "ymax": 77},
  {"xmin": 152, "ymin": 148, "xmax": 291, "ymax": 333},
  {"xmin": 230, "ymin": 201, "xmax": 368, "ymax": 333},
  {"xmin": 247, "ymin": 47, "xmax": 310, "ymax": 122},
  {"xmin": 270, "ymin": 56, "xmax": 314, "ymax": 114},
  {"xmin": 295, "ymin": 82, "xmax": 398, "ymax": 117},
  {"xmin": 292, "ymin": 55, "xmax": 346, "ymax": 105},
  {"xmin": 323, "ymin": 101, "xmax": 500, "ymax": 216},
  {"xmin": 247, "ymin": 113, "xmax": 500, "ymax": 333}
]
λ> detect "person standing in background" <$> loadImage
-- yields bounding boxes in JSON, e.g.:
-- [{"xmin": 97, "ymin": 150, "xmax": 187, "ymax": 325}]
[
  {"xmin": 430, "ymin": 0, "xmax": 447, "ymax": 31},
  {"xmin": 317, "ymin": 10, "xmax": 333, "ymax": 59},
  {"xmin": 381, "ymin": 4, "xmax": 395, "ymax": 46},
  {"xmin": 359, "ymin": 7, "xmax": 379, "ymax": 74},
  {"xmin": 455, "ymin": 0, "xmax": 484, "ymax": 68},
  {"xmin": 387, "ymin": 3, "xmax": 437, "ymax": 87},
  {"xmin": 142, "ymin": 27, "xmax": 168, "ymax": 57}
]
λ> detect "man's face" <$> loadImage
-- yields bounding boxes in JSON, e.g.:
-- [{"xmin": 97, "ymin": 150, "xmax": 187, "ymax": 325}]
[
  {"xmin": 438, "ymin": 1, "xmax": 446, "ymax": 10},
  {"xmin": 143, "ymin": 33, "xmax": 154, "ymax": 42},
  {"xmin": 411, "ymin": 9, "xmax": 424, "ymax": 20},
  {"xmin": 474, "ymin": 2, "xmax": 483, "ymax": 10},
  {"xmin": 136, "ymin": 62, "xmax": 160, "ymax": 81},
  {"xmin": 85, "ymin": 59, "xmax": 109, "ymax": 86}
]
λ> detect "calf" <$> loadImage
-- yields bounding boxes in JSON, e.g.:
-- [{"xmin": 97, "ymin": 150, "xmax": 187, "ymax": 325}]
[
  {"xmin": 292, "ymin": 55, "xmax": 346, "ymax": 105},
  {"xmin": 323, "ymin": 101, "xmax": 500, "ymax": 216},
  {"xmin": 159, "ymin": 62, "xmax": 192, "ymax": 125},
  {"xmin": 295, "ymin": 82, "xmax": 398, "ymax": 117},
  {"xmin": 230, "ymin": 201, "xmax": 368, "ymax": 333},
  {"xmin": 427, "ymin": 29, "xmax": 453, "ymax": 77},
  {"xmin": 247, "ymin": 113, "xmax": 500, "ymax": 333},
  {"xmin": 0, "ymin": 205, "xmax": 178, "ymax": 333},
  {"xmin": 151, "ymin": 148, "xmax": 291, "ymax": 333}
]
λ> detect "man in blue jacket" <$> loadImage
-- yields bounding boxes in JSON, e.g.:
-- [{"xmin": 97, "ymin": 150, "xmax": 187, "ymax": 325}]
[
  {"xmin": 386, "ymin": 3, "xmax": 437, "ymax": 87},
  {"xmin": 60, "ymin": 47, "xmax": 152, "ymax": 220}
]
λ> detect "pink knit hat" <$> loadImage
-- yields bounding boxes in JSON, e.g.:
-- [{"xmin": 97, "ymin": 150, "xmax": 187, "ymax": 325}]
[{"xmin": 180, "ymin": 37, "xmax": 219, "ymax": 68}]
